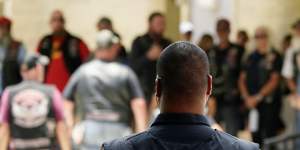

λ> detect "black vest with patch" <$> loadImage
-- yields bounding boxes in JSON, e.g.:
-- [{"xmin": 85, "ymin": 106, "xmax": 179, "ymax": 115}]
[
  {"xmin": 39, "ymin": 32, "xmax": 83, "ymax": 74},
  {"xmin": 7, "ymin": 82, "xmax": 56, "ymax": 150}
]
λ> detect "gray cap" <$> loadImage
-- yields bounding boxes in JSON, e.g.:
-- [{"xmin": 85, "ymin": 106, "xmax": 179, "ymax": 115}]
[
  {"xmin": 22, "ymin": 53, "xmax": 49, "ymax": 70},
  {"xmin": 96, "ymin": 29, "xmax": 120, "ymax": 49}
]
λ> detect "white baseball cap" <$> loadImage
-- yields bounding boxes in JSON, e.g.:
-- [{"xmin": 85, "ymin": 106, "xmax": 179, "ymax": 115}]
[
  {"xmin": 96, "ymin": 29, "xmax": 120, "ymax": 49},
  {"xmin": 179, "ymin": 21, "xmax": 194, "ymax": 34}
]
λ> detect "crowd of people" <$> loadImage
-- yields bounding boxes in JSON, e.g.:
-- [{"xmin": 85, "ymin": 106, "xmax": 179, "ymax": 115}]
[{"xmin": 0, "ymin": 9, "xmax": 298, "ymax": 150}]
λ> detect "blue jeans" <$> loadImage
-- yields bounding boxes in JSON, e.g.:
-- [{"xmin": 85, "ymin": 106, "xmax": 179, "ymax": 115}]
[{"xmin": 77, "ymin": 120, "xmax": 132, "ymax": 150}]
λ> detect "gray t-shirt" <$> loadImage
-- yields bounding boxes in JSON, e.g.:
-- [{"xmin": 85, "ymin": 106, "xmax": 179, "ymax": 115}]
[{"xmin": 63, "ymin": 59, "xmax": 144, "ymax": 125}]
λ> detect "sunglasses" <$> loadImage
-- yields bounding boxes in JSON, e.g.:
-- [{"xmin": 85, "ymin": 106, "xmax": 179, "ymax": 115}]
[{"xmin": 254, "ymin": 34, "xmax": 267, "ymax": 39}]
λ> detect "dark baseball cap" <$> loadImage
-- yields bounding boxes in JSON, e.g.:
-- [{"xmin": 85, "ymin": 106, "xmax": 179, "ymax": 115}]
[{"xmin": 22, "ymin": 54, "xmax": 49, "ymax": 70}]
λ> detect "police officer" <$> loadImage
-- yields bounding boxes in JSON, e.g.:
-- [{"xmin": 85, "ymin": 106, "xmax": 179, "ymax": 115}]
[
  {"xmin": 102, "ymin": 42, "xmax": 259, "ymax": 150},
  {"xmin": 239, "ymin": 27, "xmax": 283, "ymax": 145}
]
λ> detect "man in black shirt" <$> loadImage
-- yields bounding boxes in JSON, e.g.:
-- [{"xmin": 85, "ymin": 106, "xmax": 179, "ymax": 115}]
[
  {"xmin": 211, "ymin": 19, "xmax": 245, "ymax": 136},
  {"xmin": 239, "ymin": 27, "xmax": 282, "ymax": 145},
  {"xmin": 130, "ymin": 12, "xmax": 171, "ymax": 102},
  {"xmin": 102, "ymin": 41, "xmax": 259, "ymax": 150}
]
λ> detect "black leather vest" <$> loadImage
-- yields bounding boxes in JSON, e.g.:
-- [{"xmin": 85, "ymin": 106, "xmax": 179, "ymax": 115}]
[{"xmin": 39, "ymin": 32, "xmax": 83, "ymax": 74}]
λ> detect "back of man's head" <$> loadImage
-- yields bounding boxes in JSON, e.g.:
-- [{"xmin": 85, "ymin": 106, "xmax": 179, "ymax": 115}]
[
  {"xmin": 98, "ymin": 17, "xmax": 113, "ymax": 30},
  {"xmin": 96, "ymin": 30, "xmax": 119, "ymax": 50},
  {"xmin": 157, "ymin": 41, "xmax": 210, "ymax": 101}
]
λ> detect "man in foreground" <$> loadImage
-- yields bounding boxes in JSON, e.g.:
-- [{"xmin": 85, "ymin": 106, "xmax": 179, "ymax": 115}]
[
  {"xmin": 63, "ymin": 30, "xmax": 147, "ymax": 149},
  {"xmin": 0, "ymin": 54, "xmax": 70, "ymax": 150},
  {"xmin": 102, "ymin": 41, "xmax": 259, "ymax": 150}
]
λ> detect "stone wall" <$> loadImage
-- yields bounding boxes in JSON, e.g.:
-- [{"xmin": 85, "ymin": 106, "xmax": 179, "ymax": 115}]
[
  {"xmin": 6, "ymin": 0, "xmax": 167, "ymax": 51},
  {"xmin": 234, "ymin": 0, "xmax": 300, "ymax": 50}
]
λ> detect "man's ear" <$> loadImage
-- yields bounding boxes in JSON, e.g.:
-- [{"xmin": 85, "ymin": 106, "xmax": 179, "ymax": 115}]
[
  {"xmin": 155, "ymin": 78, "xmax": 162, "ymax": 98},
  {"xmin": 206, "ymin": 75, "xmax": 212, "ymax": 96}
]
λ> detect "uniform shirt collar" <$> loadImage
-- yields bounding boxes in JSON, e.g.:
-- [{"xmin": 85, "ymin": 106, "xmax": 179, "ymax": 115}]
[{"xmin": 151, "ymin": 113, "xmax": 210, "ymax": 127}]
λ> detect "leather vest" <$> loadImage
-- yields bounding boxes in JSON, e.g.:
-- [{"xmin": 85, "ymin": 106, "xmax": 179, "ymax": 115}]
[{"xmin": 39, "ymin": 32, "xmax": 82, "ymax": 74}]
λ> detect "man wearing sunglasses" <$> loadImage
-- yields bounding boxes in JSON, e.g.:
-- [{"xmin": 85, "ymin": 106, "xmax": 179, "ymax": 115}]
[{"xmin": 239, "ymin": 27, "xmax": 283, "ymax": 145}]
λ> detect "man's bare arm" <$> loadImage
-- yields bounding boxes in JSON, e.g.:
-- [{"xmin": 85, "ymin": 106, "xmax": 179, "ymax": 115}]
[
  {"xmin": 0, "ymin": 123, "xmax": 10, "ymax": 150},
  {"xmin": 56, "ymin": 121, "xmax": 71, "ymax": 150},
  {"xmin": 64, "ymin": 100, "xmax": 75, "ymax": 131},
  {"xmin": 258, "ymin": 72, "xmax": 280, "ymax": 97},
  {"xmin": 286, "ymin": 78, "xmax": 297, "ymax": 94},
  {"xmin": 238, "ymin": 71, "xmax": 249, "ymax": 99},
  {"xmin": 131, "ymin": 98, "xmax": 148, "ymax": 133}
]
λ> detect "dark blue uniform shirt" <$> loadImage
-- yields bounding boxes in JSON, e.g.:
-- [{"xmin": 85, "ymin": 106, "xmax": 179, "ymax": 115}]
[{"xmin": 102, "ymin": 113, "xmax": 259, "ymax": 150}]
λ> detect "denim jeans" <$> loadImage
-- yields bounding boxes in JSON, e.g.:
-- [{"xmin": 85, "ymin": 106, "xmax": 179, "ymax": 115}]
[{"xmin": 78, "ymin": 120, "xmax": 132, "ymax": 150}]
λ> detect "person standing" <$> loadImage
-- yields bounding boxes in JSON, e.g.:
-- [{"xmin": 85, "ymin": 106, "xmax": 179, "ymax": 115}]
[
  {"xmin": 211, "ymin": 18, "xmax": 245, "ymax": 136},
  {"xmin": 63, "ymin": 30, "xmax": 148, "ymax": 149},
  {"xmin": 130, "ymin": 12, "xmax": 171, "ymax": 102},
  {"xmin": 37, "ymin": 10, "xmax": 89, "ymax": 92},
  {"xmin": 0, "ymin": 16, "xmax": 26, "ymax": 94},
  {"xmin": 239, "ymin": 27, "xmax": 282, "ymax": 145},
  {"xmin": 0, "ymin": 54, "xmax": 70, "ymax": 150},
  {"xmin": 179, "ymin": 21, "xmax": 193, "ymax": 42},
  {"xmin": 198, "ymin": 33, "xmax": 218, "ymax": 123},
  {"xmin": 97, "ymin": 17, "xmax": 128, "ymax": 64},
  {"xmin": 236, "ymin": 30, "xmax": 249, "ymax": 51},
  {"xmin": 102, "ymin": 41, "xmax": 259, "ymax": 150},
  {"xmin": 281, "ymin": 34, "xmax": 292, "ymax": 54},
  {"xmin": 282, "ymin": 19, "xmax": 300, "ymax": 150}
]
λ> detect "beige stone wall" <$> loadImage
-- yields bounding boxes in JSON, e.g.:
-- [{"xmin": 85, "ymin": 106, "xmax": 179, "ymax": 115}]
[
  {"xmin": 6, "ymin": 0, "xmax": 167, "ymax": 51},
  {"xmin": 234, "ymin": 0, "xmax": 300, "ymax": 49},
  {"xmin": 165, "ymin": 0, "xmax": 180, "ymax": 41}
]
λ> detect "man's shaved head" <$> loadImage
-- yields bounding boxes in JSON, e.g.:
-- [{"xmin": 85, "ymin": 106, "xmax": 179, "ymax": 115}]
[
  {"xmin": 50, "ymin": 10, "xmax": 65, "ymax": 33},
  {"xmin": 157, "ymin": 41, "xmax": 210, "ymax": 99}
]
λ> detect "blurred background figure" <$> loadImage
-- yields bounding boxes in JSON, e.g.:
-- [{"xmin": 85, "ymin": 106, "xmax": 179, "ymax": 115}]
[
  {"xmin": 130, "ymin": 12, "xmax": 171, "ymax": 104},
  {"xmin": 0, "ymin": 54, "xmax": 70, "ymax": 150},
  {"xmin": 37, "ymin": 10, "xmax": 90, "ymax": 92},
  {"xmin": 97, "ymin": 17, "xmax": 128, "ymax": 64},
  {"xmin": 236, "ymin": 30, "xmax": 249, "ymax": 51},
  {"xmin": 63, "ymin": 30, "xmax": 147, "ymax": 149},
  {"xmin": 198, "ymin": 34, "xmax": 214, "ymax": 53},
  {"xmin": 281, "ymin": 34, "xmax": 292, "ymax": 54},
  {"xmin": 179, "ymin": 21, "xmax": 193, "ymax": 41},
  {"xmin": 211, "ymin": 18, "xmax": 244, "ymax": 136},
  {"xmin": 280, "ymin": 34, "xmax": 293, "ymax": 97},
  {"xmin": 0, "ymin": 16, "xmax": 26, "ymax": 94},
  {"xmin": 239, "ymin": 27, "xmax": 283, "ymax": 146},
  {"xmin": 198, "ymin": 33, "xmax": 219, "ymax": 127},
  {"xmin": 282, "ymin": 18, "xmax": 300, "ymax": 150}
]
